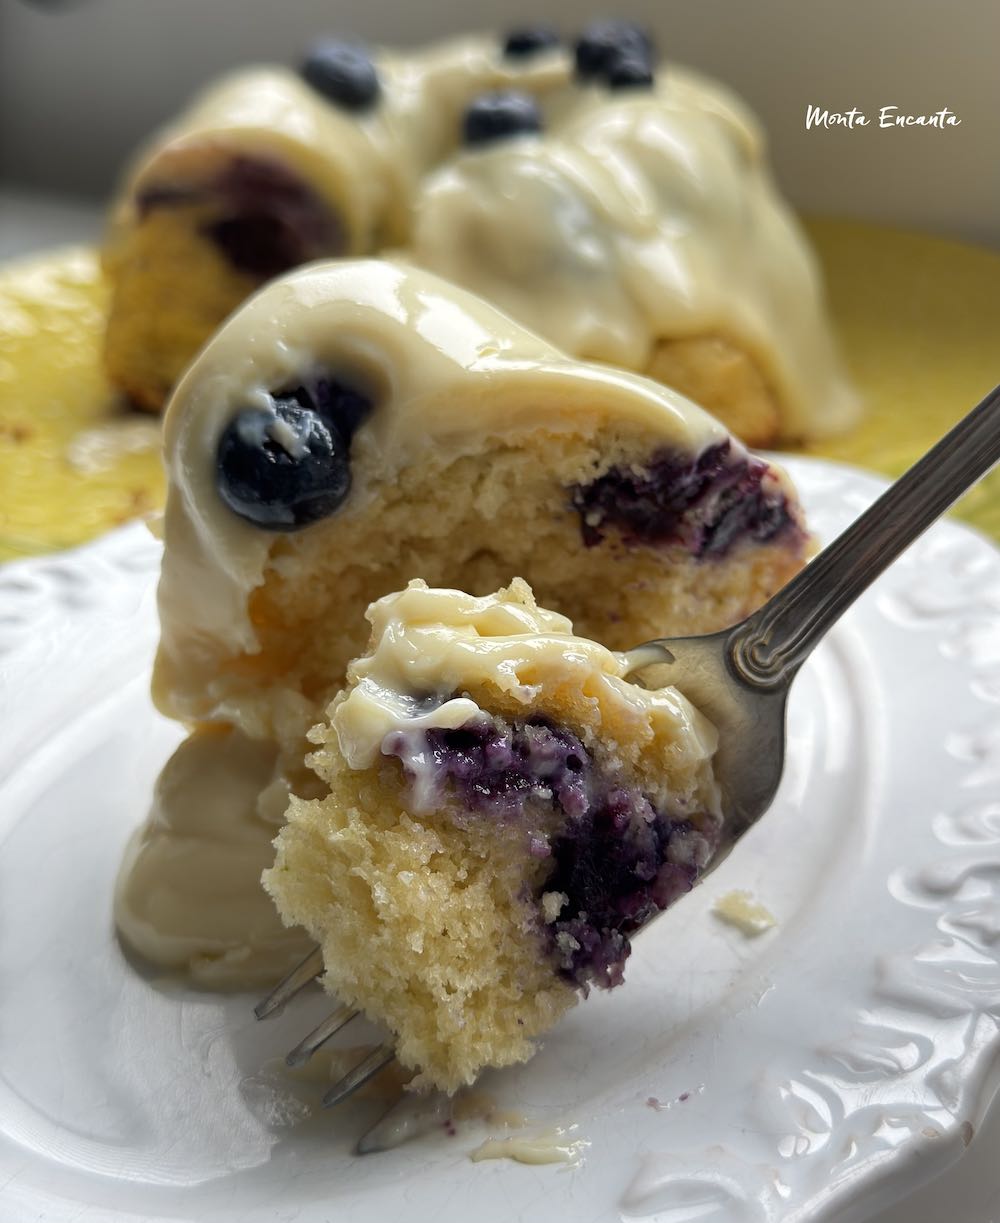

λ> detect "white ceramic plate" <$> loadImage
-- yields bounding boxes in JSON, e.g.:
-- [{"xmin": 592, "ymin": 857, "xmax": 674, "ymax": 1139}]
[{"xmin": 2, "ymin": 456, "xmax": 1000, "ymax": 1223}]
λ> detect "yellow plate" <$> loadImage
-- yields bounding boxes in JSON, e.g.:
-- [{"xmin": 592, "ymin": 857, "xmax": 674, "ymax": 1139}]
[
  {"xmin": 803, "ymin": 218, "xmax": 1000, "ymax": 542},
  {"xmin": 1, "ymin": 220, "xmax": 998, "ymax": 562},
  {"xmin": 0, "ymin": 248, "xmax": 163, "ymax": 561}
]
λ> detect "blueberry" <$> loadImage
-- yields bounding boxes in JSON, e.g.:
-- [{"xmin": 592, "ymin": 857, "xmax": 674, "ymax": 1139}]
[
  {"xmin": 216, "ymin": 397, "xmax": 351, "ymax": 529},
  {"xmin": 300, "ymin": 40, "xmax": 380, "ymax": 111},
  {"xmin": 306, "ymin": 376, "xmax": 372, "ymax": 440},
  {"xmin": 383, "ymin": 711, "xmax": 717, "ymax": 992},
  {"xmin": 502, "ymin": 25, "xmax": 561, "ymax": 57},
  {"xmin": 606, "ymin": 53, "xmax": 655, "ymax": 90},
  {"xmin": 570, "ymin": 443, "xmax": 798, "ymax": 557},
  {"xmin": 574, "ymin": 19, "xmax": 654, "ymax": 80},
  {"xmin": 463, "ymin": 91, "xmax": 543, "ymax": 146}
]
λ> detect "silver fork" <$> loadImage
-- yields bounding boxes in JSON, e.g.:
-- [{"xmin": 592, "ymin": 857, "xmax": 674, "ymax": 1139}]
[{"xmin": 255, "ymin": 383, "xmax": 1000, "ymax": 1125}]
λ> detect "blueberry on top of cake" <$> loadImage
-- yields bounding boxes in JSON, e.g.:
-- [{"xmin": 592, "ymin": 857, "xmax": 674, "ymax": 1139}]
[
  {"xmin": 214, "ymin": 378, "xmax": 372, "ymax": 529},
  {"xmin": 573, "ymin": 19, "xmax": 655, "ymax": 81},
  {"xmin": 502, "ymin": 26, "xmax": 562, "ymax": 58},
  {"xmin": 462, "ymin": 91, "xmax": 544, "ymax": 146},
  {"xmin": 300, "ymin": 39, "xmax": 382, "ymax": 111},
  {"xmin": 215, "ymin": 397, "xmax": 352, "ymax": 529},
  {"xmin": 605, "ymin": 54, "xmax": 655, "ymax": 90}
]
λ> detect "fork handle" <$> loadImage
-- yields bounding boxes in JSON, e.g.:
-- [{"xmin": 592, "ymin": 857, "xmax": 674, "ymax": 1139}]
[{"xmin": 731, "ymin": 382, "xmax": 1000, "ymax": 687}]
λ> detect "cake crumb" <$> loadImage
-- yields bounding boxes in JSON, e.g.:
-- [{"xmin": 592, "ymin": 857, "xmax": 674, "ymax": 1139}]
[
  {"xmin": 713, "ymin": 889, "xmax": 776, "ymax": 936},
  {"xmin": 541, "ymin": 890, "xmax": 568, "ymax": 922}
]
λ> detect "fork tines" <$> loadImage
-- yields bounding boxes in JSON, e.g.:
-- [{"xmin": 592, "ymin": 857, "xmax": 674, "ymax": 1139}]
[
  {"xmin": 286, "ymin": 1000, "xmax": 359, "ymax": 1067},
  {"xmin": 253, "ymin": 945, "xmax": 324, "ymax": 1019},
  {"xmin": 322, "ymin": 1041, "xmax": 397, "ymax": 1108},
  {"xmin": 254, "ymin": 944, "xmax": 398, "ymax": 1109}
]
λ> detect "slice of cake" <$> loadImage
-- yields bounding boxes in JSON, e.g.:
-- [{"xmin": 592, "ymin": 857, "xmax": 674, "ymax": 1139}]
[
  {"xmin": 153, "ymin": 258, "xmax": 808, "ymax": 752},
  {"xmin": 264, "ymin": 579, "xmax": 723, "ymax": 1092},
  {"xmin": 116, "ymin": 257, "xmax": 807, "ymax": 983}
]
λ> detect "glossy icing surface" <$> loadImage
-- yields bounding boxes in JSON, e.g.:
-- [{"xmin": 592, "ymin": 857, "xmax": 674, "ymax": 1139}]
[
  {"xmin": 334, "ymin": 578, "xmax": 718, "ymax": 776},
  {"xmin": 411, "ymin": 68, "xmax": 858, "ymax": 440},
  {"xmin": 104, "ymin": 33, "xmax": 853, "ymax": 438},
  {"xmin": 469, "ymin": 1126, "xmax": 588, "ymax": 1165},
  {"xmin": 113, "ymin": 725, "xmax": 310, "ymax": 985},
  {"xmin": 153, "ymin": 257, "xmax": 730, "ymax": 711}
]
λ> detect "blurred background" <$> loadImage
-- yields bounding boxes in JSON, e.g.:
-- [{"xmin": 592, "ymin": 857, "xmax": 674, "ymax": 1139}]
[{"xmin": 2, "ymin": 0, "xmax": 999, "ymax": 248}]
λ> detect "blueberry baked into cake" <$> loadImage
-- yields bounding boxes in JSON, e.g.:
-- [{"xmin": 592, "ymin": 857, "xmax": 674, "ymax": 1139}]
[
  {"xmin": 114, "ymin": 258, "xmax": 809, "ymax": 982},
  {"xmin": 101, "ymin": 21, "xmax": 856, "ymax": 445},
  {"xmin": 263, "ymin": 579, "xmax": 723, "ymax": 1092}
]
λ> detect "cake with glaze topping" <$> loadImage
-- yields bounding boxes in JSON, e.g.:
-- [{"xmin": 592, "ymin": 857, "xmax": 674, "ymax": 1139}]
[
  {"xmin": 264, "ymin": 579, "xmax": 724, "ymax": 1092},
  {"xmin": 151, "ymin": 258, "xmax": 807, "ymax": 750},
  {"xmin": 101, "ymin": 23, "xmax": 856, "ymax": 444},
  {"xmin": 114, "ymin": 257, "xmax": 808, "ymax": 983},
  {"xmin": 102, "ymin": 33, "xmax": 566, "ymax": 411},
  {"xmin": 412, "ymin": 63, "xmax": 857, "ymax": 445}
]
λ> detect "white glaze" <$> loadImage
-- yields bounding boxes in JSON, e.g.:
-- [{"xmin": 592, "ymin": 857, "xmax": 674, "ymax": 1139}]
[
  {"xmin": 469, "ymin": 1125, "xmax": 588, "ymax": 1165},
  {"xmin": 107, "ymin": 34, "xmax": 854, "ymax": 441},
  {"xmin": 113, "ymin": 726, "xmax": 310, "ymax": 984},
  {"xmin": 412, "ymin": 69, "xmax": 858, "ymax": 440},
  {"xmin": 153, "ymin": 258, "xmax": 729, "ymax": 724},
  {"xmin": 334, "ymin": 577, "xmax": 718, "ymax": 777}
]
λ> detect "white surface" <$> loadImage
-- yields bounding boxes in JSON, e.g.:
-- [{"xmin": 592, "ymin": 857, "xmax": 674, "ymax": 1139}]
[
  {"xmin": 2, "ymin": 459, "xmax": 1000, "ymax": 1222},
  {"xmin": 1, "ymin": 0, "xmax": 998, "ymax": 247}
]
